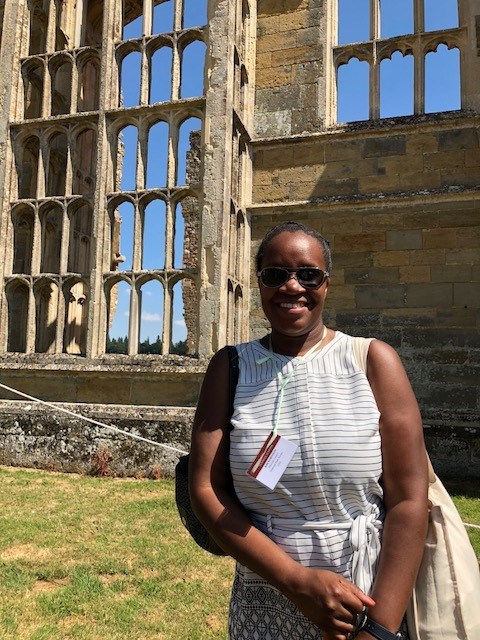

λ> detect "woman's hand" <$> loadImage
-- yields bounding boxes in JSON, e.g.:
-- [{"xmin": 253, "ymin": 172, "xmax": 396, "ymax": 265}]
[{"xmin": 285, "ymin": 566, "xmax": 375, "ymax": 639}]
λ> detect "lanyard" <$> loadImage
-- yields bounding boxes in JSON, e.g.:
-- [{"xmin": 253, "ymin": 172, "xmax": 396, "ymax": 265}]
[{"xmin": 256, "ymin": 326, "xmax": 328, "ymax": 440}]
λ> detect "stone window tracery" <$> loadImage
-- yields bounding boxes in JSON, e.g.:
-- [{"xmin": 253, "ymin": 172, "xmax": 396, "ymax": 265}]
[{"xmin": 334, "ymin": 0, "xmax": 464, "ymax": 122}]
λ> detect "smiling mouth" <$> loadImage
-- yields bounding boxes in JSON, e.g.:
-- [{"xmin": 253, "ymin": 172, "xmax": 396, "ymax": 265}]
[{"xmin": 278, "ymin": 301, "xmax": 309, "ymax": 309}]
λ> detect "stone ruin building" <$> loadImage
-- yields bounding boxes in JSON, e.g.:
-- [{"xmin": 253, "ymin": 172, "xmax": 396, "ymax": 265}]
[{"xmin": 0, "ymin": 0, "xmax": 478, "ymax": 478}]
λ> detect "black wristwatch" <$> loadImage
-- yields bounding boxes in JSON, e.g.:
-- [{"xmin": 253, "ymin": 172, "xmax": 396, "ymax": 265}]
[{"xmin": 349, "ymin": 613, "xmax": 402, "ymax": 640}]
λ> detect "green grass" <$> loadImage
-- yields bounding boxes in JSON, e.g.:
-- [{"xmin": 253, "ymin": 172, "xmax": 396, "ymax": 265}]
[{"xmin": 0, "ymin": 467, "xmax": 479, "ymax": 640}]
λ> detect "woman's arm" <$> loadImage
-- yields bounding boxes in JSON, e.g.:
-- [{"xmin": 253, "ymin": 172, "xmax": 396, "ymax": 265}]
[
  {"xmin": 189, "ymin": 347, "xmax": 374, "ymax": 640},
  {"xmin": 357, "ymin": 340, "xmax": 429, "ymax": 639}
]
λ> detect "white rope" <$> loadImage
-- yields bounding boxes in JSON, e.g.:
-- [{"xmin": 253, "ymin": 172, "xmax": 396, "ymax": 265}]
[{"xmin": 0, "ymin": 381, "xmax": 188, "ymax": 456}]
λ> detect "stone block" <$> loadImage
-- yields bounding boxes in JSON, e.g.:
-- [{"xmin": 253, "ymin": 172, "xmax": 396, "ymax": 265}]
[
  {"xmin": 423, "ymin": 150, "xmax": 465, "ymax": 171},
  {"xmin": 441, "ymin": 167, "xmax": 480, "ymax": 188},
  {"xmin": 332, "ymin": 252, "xmax": 374, "ymax": 268},
  {"xmin": 257, "ymin": 15, "xmax": 280, "ymax": 35},
  {"xmin": 410, "ymin": 249, "xmax": 446, "ymax": 265},
  {"xmin": 379, "ymin": 153, "xmax": 423, "ymax": 175},
  {"xmin": 258, "ymin": 145, "xmax": 295, "ymax": 169},
  {"xmin": 324, "ymin": 139, "xmax": 365, "ymax": 162},
  {"xmin": 253, "ymin": 168, "xmax": 274, "ymax": 187},
  {"xmin": 397, "ymin": 170, "xmax": 442, "ymax": 191},
  {"xmin": 404, "ymin": 283, "xmax": 452, "ymax": 307},
  {"xmin": 402, "ymin": 211, "xmax": 441, "ymax": 229},
  {"xmin": 321, "ymin": 216, "xmax": 363, "ymax": 234},
  {"xmin": 373, "ymin": 251, "xmax": 410, "ymax": 267},
  {"xmin": 275, "ymin": 45, "xmax": 318, "ymax": 66},
  {"xmin": 361, "ymin": 213, "xmax": 401, "ymax": 231},
  {"xmin": 253, "ymin": 183, "xmax": 290, "ymax": 203},
  {"xmin": 363, "ymin": 136, "xmax": 406, "ymax": 158},
  {"xmin": 405, "ymin": 133, "xmax": 438, "ymax": 154},
  {"xmin": 325, "ymin": 284, "xmax": 355, "ymax": 309},
  {"xmin": 254, "ymin": 109, "xmax": 292, "ymax": 137},
  {"xmin": 456, "ymin": 226, "xmax": 480, "ymax": 248},
  {"xmin": 438, "ymin": 209, "xmax": 479, "ymax": 228},
  {"xmin": 279, "ymin": 164, "xmax": 318, "ymax": 184},
  {"xmin": 355, "ymin": 285, "xmax": 406, "ymax": 308},
  {"xmin": 382, "ymin": 308, "xmax": 436, "ymax": 326},
  {"xmin": 386, "ymin": 229, "xmax": 422, "ymax": 250},
  {"xmin": 358, "ymin": 174, "xmax": 400, "ymax": 194},
  {"xmin": 422, "ymin": 228, "xmax": 456, "ymax": 249},
  {"xmin": 465, "ymin": 148, "xmax": 480, "ymax": 166},
  {"xmin": 296, "ymin": 27, "xmax": 321, "ymax": 48},
  {"xmin": 399, "ymin": 266, "xmax": 431, "ymax": 283},
  {"xmin": 445, "ymin": 248, "xmax": 480, "ymax": 265},
  {"xmin": 438, "ymin": 128, "xmax": 478, "ymax": 150},
  {"xmin": 334, "ymin": 231, "xmax": 385, "ymax": 253},
  {"xmin": 291, "ymin": 107, "xmax": 323, "ymax": 135},
  {"xmin": 77, "ymin": 377, "xmax": 132, "ymax": 404},
  {"xmin": 345, "ymin": 267, "xmax": 399, "ymax": 284},
  {"xmin": 256, "ymin": 31, "xmax": 297, "ymax": 54},
  {"xmin": 453, "ymin": 283, "xmax": 480, "ymax": 308},
  {"xmin": 430, "ymin": 265, "xmax": 472, "ymax": 283},
  {"xmin": 293, "ymin": 142, "xmax": 325, "ymax": 165},
  {"xmin": 435, "ymin": 308, "xmax": 478, "ymax": 328},
  {"xmin": 256, "ymin": 66, "xmax": 292, "ymax": 90},
  {"xmin": 309, "ymin": 177, "xmax": 359, "ymax": 199}
]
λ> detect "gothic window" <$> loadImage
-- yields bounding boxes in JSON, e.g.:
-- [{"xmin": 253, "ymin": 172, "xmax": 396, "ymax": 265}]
[
  {"xmin": 77, "ymin": 55, "xmax": 100, "ymax": 112},
  {"xmin": 82, "ymin": 0, "xmax": 103, "ymax": 47},
  {"xmin": 138, "ymin": 279, "xmax": 164, "ymax": 354},
  {"xmin": 40, "ymin": 204, "xmax": 63, "ymax": 273},
  {"xmin": 116, "ymin": 125, "xmax": 138, "ymax": 191},
  {"xmin": 46, "ymin": 132, "xmax": 68, "ymax": 196},
  {"xmin": 73, "ymin": 129, "xmax": 97, "ymax": 195},
  {"xmin": 12, "ymin": 206, "xmax": 34, "ymax": 274},
  {"xmin": 150, "ymin": 46, "xmax": 172, "ymax": 103},
  {"xmin": 142, "ymin": 199, "xmax": 166, "ymax": 269},
  {"xmin": 183, "ymin": 0, "xmax": 207, "ymax": 29},
  {"xmin": 171, "ymin": 279, "xmax": 187, "ymax": 353},
  {"xmin": 119, "ymin": 50, "xmax": 142, "ymax": 108},
  {"xmin": 106, "ymin": 279, "xmax": 131, "ymax": 354},
  {"xmin": 7, "ymin": 281, "xmax": 29, "ymax": 353},
  {"xmin": 177, "ymin": 117, "xmax": 201, "ymax": 185},
  {"xmin": 68, "ymin": 201, "xmax": 93, "ymax": 273},
  {"xmin": 63, "ymin": 280, "xmax": 88, "ymax": 355},
  {"xmin": 113, "ymin": 200, "xmax": 134, "ymax": 271},
  {"xmin": 50, "ymin": 56, "xmax": 73, "ymax": 116},
  {"xmin": 35, "ymin": 279, "xmax": 58, "ymax": 353},
  {"xmin": 153, "ymin": 0, "xmax": 174, "ymax": 34},
  {"xmin": 17, "ymin": 135, "xmax": 40, "ymax": 199},
  {"xmin": 28, "ymin": 0, "xmax": 48, "ymax": 55},
  {"xmin": 173, "ymin": 201, "xmax": 185, "ymax": 269},
  {"xmin": 146, "ymin": 120, "xmax": 169, "ymax": 188},
  {"xmin": 23, "ymin": 60, "xmax": 44, "ymax": 120},
  {"xmin": 180, "ymin": 40, "xmax": 206, "ymax": 99},
  {"xmin": 334, "ymin": 0, "xmax": 462, "ymax": 122}
]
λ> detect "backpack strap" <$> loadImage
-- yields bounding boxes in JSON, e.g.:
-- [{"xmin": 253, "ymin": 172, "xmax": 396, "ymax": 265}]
[
  {"xmin": 351, "ymin": 336, "xmax": 375, "ymax": 374},
  {"xmin": 226, "ymin": 345, "xmax": 239, "ymax": 419}
]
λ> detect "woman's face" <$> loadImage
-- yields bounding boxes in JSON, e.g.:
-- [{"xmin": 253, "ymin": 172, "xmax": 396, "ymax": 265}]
[{"xmin": 258, "ymin": 231, "xmax": 329, "ymax": 339}]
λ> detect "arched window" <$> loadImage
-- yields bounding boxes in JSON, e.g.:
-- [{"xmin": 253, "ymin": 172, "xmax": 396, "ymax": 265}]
[
  {"xmin": 46, "ymin": 132, "xmax": 68, "ymax": 196},
  {"xmin": 18, "ymin": 136, "xmax": 40, "ymax": 199},
  {"xmin": 171, "ymin": 280, "xmax": 187, "ymax": 354},
  {"xmin": 380, "ymin": 0, "xmax": 413, "ymax": 38},
  {"xmin": 82, "ymin": 0, "xmax": 103, "ymax": 47},
  {"xmin": 106, "ymin": 280, "xmax": 131, "ymax": 354},
  {"xmin": 146, "ymin": 120, "xmax": 169, "ymax": 188},
  {"xmin": 337, "ymin": 58, "xmax": 369, "ymax": 122},
  {"xmin": 425, "ymin": 45, "xmax": 460, "ymax": 113},
  {"xmin": 173, "ymin": 201, "xmax": 185, "ymax": 269},
  {"xmin": 51, "ymin": 57, "xmax": 72, "ymax": 116},
  {"xmin": 338, "ymin": 0, "xmax": 369, "ymax": 45},
  {"xmin": 68, "ymin": 202, "xmax": 93, "ymax": 273},
  {"xmin": 120, "ymin": 51, "xmax": 142, "ymax": 108},
  {"xmin": 7, "ymin": 282, "xmax": 29, "ymax": 353},
  {"xmin": 117, "ymin": 125, "xmax": 138, "ymax": 191},
  {"xmin": 180, "ymin": 40, "xmax": 206, "ymax": 99},
  {"xmin": 380, "ymin": 52, "xmax": 414, "ymax": 118},
  {"xmin": 153, "ymin": 0, "xmax": 174, "ymax": 34},
  {"xmin": 112, "ymin": 201, "xmax": 135, "ymax": 271},
  {"xmin": 73, "ymin": 129, "xmax": 97, "ymax": 195},
  {"xmin": 29, "ymin": 1, "xmax": 48, "ymax": 55},
  {"xmin": 138, "ymin": 279, "xmax": 164, "ymax": 354},
  {"xmin": 150, "ymin": 47, "xmax": 173, "ymax": 103},
  {"xmin": 12, "ymin": 206, "xmax": 34, "ymax": 274},
  {"xmin": 424, "ymin": 0, "xmax": 458, "ymax": 31},
  {"xmin": 177, "ymin": 117, "xmax": 202, "ymax": 185},
  {"xmin": 183, "ymin": 0, "xmax": 207, "ymax": 29},
  {"xmin": 35, "ymin": 280, "xmax": 58, "ymax": 353},
  {"xmin": 23, "ymin": 61, "xmax": 44, "ymax": 120},
  {"xmin": 64, "ymin": 280, "xmax": 88, "ymax": 355},
  {"xmin": 40, "ymin": 204, "xmax": 63, "ymax": 273},
  {"xmin": 77, "ymin": 56, "xmax": 100, "ymax": 112},
  {"xmin": 142, "ymin": 199, "xmax": 166, "ymax": 269},
  {"xmin": 123, "ymin": 11, "xmax": 142, "ymax": 40}
]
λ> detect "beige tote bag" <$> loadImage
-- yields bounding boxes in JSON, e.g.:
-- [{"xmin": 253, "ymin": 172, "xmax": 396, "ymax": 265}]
[{"xmin": 352, "ymin": 336, "xmax": 480, "ymax": 640}]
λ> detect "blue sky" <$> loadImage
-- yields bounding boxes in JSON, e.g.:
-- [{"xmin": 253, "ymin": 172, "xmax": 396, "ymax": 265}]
[{"xmin": 109, "ymin": 0, "xmax": 461, "ymax": 348}]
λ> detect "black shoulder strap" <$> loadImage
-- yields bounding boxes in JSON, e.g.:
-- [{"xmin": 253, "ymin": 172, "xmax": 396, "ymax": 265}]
[{"xmin": 226, "ymin": 345, "xmax": 239, "ymax": 419}]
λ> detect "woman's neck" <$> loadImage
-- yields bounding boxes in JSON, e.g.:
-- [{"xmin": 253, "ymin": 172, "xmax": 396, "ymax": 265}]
[{"xmin": 265, "ymin": 325, "xmax": 330, "ymax": 357}]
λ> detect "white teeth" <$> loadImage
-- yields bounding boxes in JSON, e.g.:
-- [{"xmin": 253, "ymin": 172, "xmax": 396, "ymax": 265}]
[{"xmin": 279, "ymin": 302, "xmax": 307, "ymax": 309}]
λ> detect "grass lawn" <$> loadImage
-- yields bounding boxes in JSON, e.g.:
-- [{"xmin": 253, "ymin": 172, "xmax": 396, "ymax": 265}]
[{"xmin": 0, "ymin": 467, "xmax": 479, "ymax": 640}]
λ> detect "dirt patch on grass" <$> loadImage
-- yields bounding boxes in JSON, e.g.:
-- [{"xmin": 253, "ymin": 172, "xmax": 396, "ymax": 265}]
[
  {"xmin": 206, "ymin": 613, "xmax": 224, "ymax": 631},
  {"xmin": 31, "ymin": 577, "xmax": 71, "ymax": 593},
  {"xmin": 1, "ymin": 544, "xmax": 52, "ymax": 562}
]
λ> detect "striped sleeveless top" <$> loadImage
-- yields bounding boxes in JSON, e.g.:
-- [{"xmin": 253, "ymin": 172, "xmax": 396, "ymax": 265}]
[{"xmin": 228, "ymin": 331, "xmax": 385, "ymax": 639}]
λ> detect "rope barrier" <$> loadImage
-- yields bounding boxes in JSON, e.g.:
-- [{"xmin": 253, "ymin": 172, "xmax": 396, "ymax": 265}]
[{"xmin": 0, "ymin": 381, "xmax": 479, "ymax": 530}]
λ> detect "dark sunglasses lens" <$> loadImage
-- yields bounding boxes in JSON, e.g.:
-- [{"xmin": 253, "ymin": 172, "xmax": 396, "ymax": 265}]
[
  {"xmin": 261, "ymin": 268, "xmax": 288, "ymax": 287},
  {"xmin": 297, "ymin": 268, "xmax": 325, "ymax": 287}
]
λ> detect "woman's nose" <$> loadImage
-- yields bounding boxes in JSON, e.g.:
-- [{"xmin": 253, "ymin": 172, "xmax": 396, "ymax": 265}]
[{"xmin": 280, "ymin": 273, "xmax": 305, "ymax": 292}]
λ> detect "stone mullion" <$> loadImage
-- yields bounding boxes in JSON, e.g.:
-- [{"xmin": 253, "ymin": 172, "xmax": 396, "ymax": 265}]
[
  {"xmin": 132, "ymin": 199, "xmax": 142, "ymax": 271},
  {"xmin": 45, "ymin": 0, "xmax": 57, "ymax": 53},
  {"xmin": 140, "ymin": 45, "xmax": 150, "ymax": 105},
  {"xmin": 370, "ymin": 43, "xmax": 380, "ymax": 120},
  {"xmin": 171, "ymin": 35, "xmax": 181, "ymax": 100},
  {"xmin": 370, "ymin": 0, "xmax": 380, "ymax": 40},
  {"xmin": 143, "ymin": 0, "xmax": 153, "ymax": 37},
  {"xmin": 167, "ymin": 117, "xmax": 177, "ymax": 188},
  {"xmin": 26, "ymin": 284, "xmax": 36, "ymax": 353},
  {"xmin": 65, "ymin": 129, "xmax": 74, "ymax": 197},
  {"xmin": 55, "ymin": 277, "xmax": 65, "ymax": 353},
  {"xmin": 59, "ymin": 203, "xmax": 70, "ymax": 274},
  {"xmin": 31, "ymin": 204, "xmax": 42, "ymax": 276},
  {"xmin": 42, "ymin": 59, "xmax": 51, "ymax": 118},
  {"xmin": 414, "ymin": 0, "xmax": 425, "ymax": 34},
  {"xmin": 414, "ymin": 40, "xmax": 425, "ymax": 115},
  {"xmin": 70, "ymin": 56, "xmax": 79, "ymax": 114},
  {"xmin": 161, "ymin": 280, "xmax": 171, "ymax": 355},
  {"xmin": 38, "ymin": 136, "xmax": 47, "ymax": 199},
  {"xmin": 164, "ymin": 198, "xmax": 174, "ymax": 270},
  {"xmin": 137, "ymin": 119, "xmax": 147, "ymax": 190},
  {"xmin": 173, "ymin": 0, "xmax": 183, "ymax": 32},
  {"xmin": 128, "ymin": 282, "xmax": 140, "ymax": 355}
]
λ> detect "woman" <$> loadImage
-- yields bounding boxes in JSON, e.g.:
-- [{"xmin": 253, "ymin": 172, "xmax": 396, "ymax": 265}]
[{"xmin": 189, "ymin": 221, "xmax": 428, "ymax": 640}]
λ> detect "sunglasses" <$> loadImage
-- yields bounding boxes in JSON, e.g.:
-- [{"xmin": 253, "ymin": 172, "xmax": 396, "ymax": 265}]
[{"xmin": 257, "ymin": 267, "xmax": 329, "ymax": 289}]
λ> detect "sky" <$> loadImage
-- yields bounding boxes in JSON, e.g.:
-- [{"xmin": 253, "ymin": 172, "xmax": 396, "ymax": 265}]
[{"xmin": 109, "ymin": 0, "xmax": 461, "ymax": 349}]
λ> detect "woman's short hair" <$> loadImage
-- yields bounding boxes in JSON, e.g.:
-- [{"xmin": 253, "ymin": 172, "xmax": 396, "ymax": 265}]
[{"xmin": 255, "ymin": 221, "xmax": 332, "ymax": 273}]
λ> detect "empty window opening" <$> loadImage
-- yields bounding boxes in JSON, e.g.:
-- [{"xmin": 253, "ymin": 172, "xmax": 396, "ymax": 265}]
[
  {"xmin": 183, "ymin": 0, "xmax": 207, "ymax": 29},
  {"xmin": 46, "ymin": 132, "xmax": 68, "ymax": 196},
  {"xmin": 173, "ymin": 201, "xmax": 185, "ymax": 269},
  {"xmin": 55, "ymin": 0, "xmax": 70, "ymax": 51},
  {"xmin": 106, "ymin": 280, "xmax": 130, "ymax": 353},
  {"xmin": 338, "ymin": 0, "xmax": 369, "ymax": 45},
  {"xmin": 142, "ymin": 199, "xmax": 166, "ymax": 269},
  {"xmin": 139, "ymin": 279, "xmax": 164, "ymax": 353},
  {"xmin": 380, "ymin": 52, "xmax": 414, "ymax": 118},
  {"xmin": 78, "ymin": 57, "xmax": 100, "ymax": 112},
  {"xmin": 29, "ymin": 2, "xmax": 48, "ymax": 55},
  {"xmin": 123, "ymin": 8, "xmax": 142, "ymax": 39},
  {"xmin": 73, "ymin": 129, "xmax": 97, "ymax": 195},
  {"xmin": 7, "ymin": 282, "xmax": 29, "ymax": 353},
  {"xmin": 23, "ymin": 62, "xmax": 44, "ymax": 120},
  {"xmin": 177, "ymin": 118, "xmax": 202, "ymax": 185},
  {"xmin": 41, "ymin": 205, "xmax": 63, "ymax": 273},
  {"xmin": 12, "ymin": 208, "xmax": 34, "ymax": 274},
  {"xmin": 425, "ymin": 44, "xmax": 460, "ymax": 113},
  {"xmin": 18, "ymin": 136, "xmax": 40, "ymax": 199},
  {"xmin": 146, "ymin": 120, "xmax": 169, "ymax": 188},
  {"xmin": 35, "ymin": 280, "xmax": 58, "ymax": 353},
  {"xmin": 51, "ymin": 58, "xmax": 73, "ymax": 116},
  {"xmin": 180, "ymin": 40, "xmax": 206, "ymax": 98},
  {"xmin": 68, "ymin": 203, "xmax": 93, "ymax": 273},
  {"xmin": 120, "ymin": 51, "xmax": 142, "ymax": 108},
  {"xmin": 153, "ymin": 0, "xmax": 174, "ymax": 34},
  {"xmin": 150, "ymin": 47, "xmax": 173, "ymax": 103},
  {"xmin": 179, "ymin": 195, "xmax": 199, "ymax": 269},
  {"xmin": 226, "ymin": 279, "xmax": 234, "ymax": 344},
  {"xmin": 380, "ymin": 0, "xmax": 413, "ymax": 39},
  {"xmin": 171, "ymin": 280, "xmax": 187, "ymax": 354},
  {"xmin": 337, "ymin": 58, "xmax": 369, "ymax": 122},
  {"xmin": 235, "ymin": 212, "xmax": 245, "ymax": 281},
  {"xmin": 117, "ymin": 125, "xmax": 138, "ymax": 191},
  {"xmin": 425, "ymin": 0, "xmax": 458, "ymax": 32},
  {"xmin": 64, "ymin": 281, "xmax": 88, "ymax": 355},
  {"xmin": 82, "ymin": 0, "xmax": 103, "ymax": 47},
  {"xmin": 234, "ymin": 285, "xmax": 243, "ymax": 344},
  {"xmin": 115, "ymin": 201, "xmax": 135, "ymax": 271}
]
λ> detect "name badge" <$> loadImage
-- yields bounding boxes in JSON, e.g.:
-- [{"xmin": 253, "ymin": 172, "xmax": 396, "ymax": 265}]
[{"xmin": 247, "ymin": 433, "xmax": 297, "ymax": 490}]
